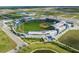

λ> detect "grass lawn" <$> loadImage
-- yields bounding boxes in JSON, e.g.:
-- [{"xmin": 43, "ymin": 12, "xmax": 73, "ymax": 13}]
[
  {"xmin": 23, "ymin": 38, "xmax": 43, "ymax": 44},
  {"xmin": 62, "ymin": 15, "xmax": 74, "ymax": 18},
  {"xmin": 0, "ymin": 28, "xmax": 16, "ymax": 52},
  {"xmin": 18, "ymin": 38, "xmax": 70, "ymax": 53},
  {"xmin": 58, "ymin": 30, "xmax": 79, "ymax": 50},
  {"xmin": 61, "ymin": 14, "xmax": 79, "ymax": 19}
]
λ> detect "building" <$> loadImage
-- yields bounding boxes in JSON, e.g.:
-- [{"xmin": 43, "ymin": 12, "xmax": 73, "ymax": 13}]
[
  {"xmin": 52, "ymin": 21, "xmax": 67, "ymax": 33},
  {"xmin": 13, "ymin": 17, "xmax": 70, "ymax": 42}
]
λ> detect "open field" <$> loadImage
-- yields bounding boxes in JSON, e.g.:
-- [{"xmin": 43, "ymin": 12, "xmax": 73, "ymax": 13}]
[
  {"xmin": 56, "ymin": 8, "xmax": 79, "ymax": 13},
  {"xmin": 60, "ymin": 14, "xmax": 79, "ymax": 19},
  {"xmin": 61, "ymin": 15, "xmax": 74, "ymax": 18},
  {"xmin": 58, "ymin": 30, "xmax": 79, "ymax": 50},
  {"xmin": 18, "ymin": 38, "xmax": 71, "ymax": 53},
  {"xmin": 0, "ymin": 28, "xmax": 16, "ymax": 52}
]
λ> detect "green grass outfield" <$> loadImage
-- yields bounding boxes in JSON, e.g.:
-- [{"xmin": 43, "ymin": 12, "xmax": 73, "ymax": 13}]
[
  {"xmin": 58, "ymin": 30, "xmax": 79, "ymax": 50},
  {"xmin": 16, "ymin": 20, "xmax": 50, "ymax": 33},
  {"xmin": 0, "ymin": 28, "xmax": 16, "ymax": 52}
]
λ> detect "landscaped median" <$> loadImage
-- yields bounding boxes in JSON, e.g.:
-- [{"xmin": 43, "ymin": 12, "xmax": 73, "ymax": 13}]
[
  {"xmin": 0, "ymin": 28, "xmax": 16, "ymax": 52},
  {"xmin": 18, "ymin": 38, "xmax": 71, "ymax": 53}
]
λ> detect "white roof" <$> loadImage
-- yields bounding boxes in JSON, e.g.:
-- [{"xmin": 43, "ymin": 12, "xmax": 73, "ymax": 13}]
[
  {"xmin": 53, "ymin": 21, "xmax": 65, "ymax": 28},
  {"xmin": 28, "ymin": 31, "xmax": 46, "ymax": 35}
]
